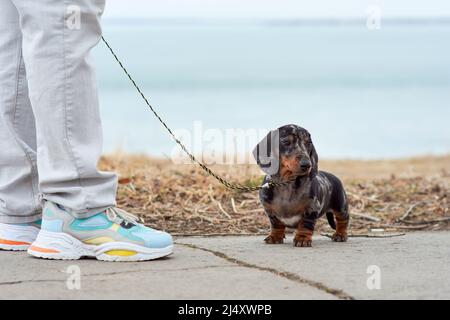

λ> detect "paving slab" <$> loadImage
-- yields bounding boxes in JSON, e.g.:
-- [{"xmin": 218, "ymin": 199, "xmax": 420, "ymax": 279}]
[
  {"xmin": 0, "ymin": 244, "xmax": 334, "ymax": 300},
  {"xmin": 178, "ymin": 232, "xmax": 450, "ymax": 300},
  {"xmin": 1, "ymin": 232, "xmax": 448, "ymax": 299}
]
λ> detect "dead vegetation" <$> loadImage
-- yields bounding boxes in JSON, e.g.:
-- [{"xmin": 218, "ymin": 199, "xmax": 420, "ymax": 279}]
[{"xmin": 99, "ymin": 154, "xmax": 449, "ymax": 236}]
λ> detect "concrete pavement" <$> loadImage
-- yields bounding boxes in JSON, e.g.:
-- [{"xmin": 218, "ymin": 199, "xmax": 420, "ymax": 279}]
[{"xmin": 0, "ymin": 231, "xmax": 449, "ymax": 299}]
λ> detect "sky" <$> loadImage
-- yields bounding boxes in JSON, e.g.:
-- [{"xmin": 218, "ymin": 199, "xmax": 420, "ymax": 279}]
[{"xmin": 103, "ymin": 0, "xmax": 450, "ymax": 19}]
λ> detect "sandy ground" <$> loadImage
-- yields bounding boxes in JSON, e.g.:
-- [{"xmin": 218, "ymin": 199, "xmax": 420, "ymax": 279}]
[
  {"xmin": 99, "ymin": 154, "xmax": 449, "ymax": 235},
  {"xmin": 320, "ymin": 155, "xmax": 449, "ymax": 180}
]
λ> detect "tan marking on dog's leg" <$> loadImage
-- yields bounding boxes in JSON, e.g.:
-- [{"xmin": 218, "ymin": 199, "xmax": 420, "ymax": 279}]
[
  {"xmin": 294, "ymin": 221, "xmax": 314, "ymax": 248},
  {"xmin": 264, "ymin": 225, "xmax": 286, "ymax": 244},
  {"xmin": 332, "ymin": 210, "xmax": 349, "ymax": 242}
]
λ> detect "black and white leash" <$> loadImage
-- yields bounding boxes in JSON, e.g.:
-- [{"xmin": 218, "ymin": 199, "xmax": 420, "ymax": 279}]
[{"xmin": 101, "ymin": 36, "xmax": 295, "ymax": 192}]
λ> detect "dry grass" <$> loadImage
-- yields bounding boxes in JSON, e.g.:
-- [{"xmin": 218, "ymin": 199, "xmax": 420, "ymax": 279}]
[{"xmin": 99, "ymin": 154, "xmax": 449, "ymax": 236}]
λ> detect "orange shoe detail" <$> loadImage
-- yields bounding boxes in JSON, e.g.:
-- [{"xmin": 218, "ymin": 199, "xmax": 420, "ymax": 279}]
[
  {"xmin": 29, "ymin": 245, "xmax": 60, "ymax": 253},
  {"xmin": 0, "ymin": 238, "xmax": 31, "ymax": 246}
]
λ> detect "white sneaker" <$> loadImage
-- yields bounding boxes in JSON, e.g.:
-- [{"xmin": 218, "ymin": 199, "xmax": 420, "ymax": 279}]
[
  {"xmin": 28, "ymin": 202, "xmax": 173, "ymax": 261},
  {"xmin": 0, "ymin": 221, "xmax": 41, "ymax": 251}
]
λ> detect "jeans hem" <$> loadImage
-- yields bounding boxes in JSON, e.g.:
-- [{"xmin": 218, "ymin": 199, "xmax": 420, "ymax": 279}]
[
  {"xmin": 41, "ymin": 195, "xmax": 115, "ymax": 219},
  {"xmin": 0, "ymin": 210, "xmax": 42, "ymax": 224}
]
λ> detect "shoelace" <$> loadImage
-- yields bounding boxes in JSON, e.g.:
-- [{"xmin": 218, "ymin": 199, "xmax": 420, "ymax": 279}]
[{"xmin": 106, "ymin": 207, "xmax": 143, "ymax": 225}]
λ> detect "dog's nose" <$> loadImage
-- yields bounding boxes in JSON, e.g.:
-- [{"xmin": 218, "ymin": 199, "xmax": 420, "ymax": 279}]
[{"xmin": 300, "ymin": 159, "xmax": 311, "ymax": 170}]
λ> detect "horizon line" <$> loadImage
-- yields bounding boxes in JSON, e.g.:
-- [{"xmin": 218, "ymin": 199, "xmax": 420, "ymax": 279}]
[{"xmin": 102, "ymin": 16, "xmax": 450, "ymax": 26}]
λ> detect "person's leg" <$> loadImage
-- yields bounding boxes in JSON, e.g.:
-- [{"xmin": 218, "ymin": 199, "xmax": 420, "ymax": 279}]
[
  {"xmin": 0, "ymin": 0, "xmax": 41, "ymax": 250},
  {"xmin": 10, "ymin": 0, "xmax": 173, "ymax": 261},
  {"xmin": 12, "ymin": 0, "xmax": 118, "ymax": 217},
  {"xmin": 0, "ymin": 0, "xmax": 41, "ymax": 223}
]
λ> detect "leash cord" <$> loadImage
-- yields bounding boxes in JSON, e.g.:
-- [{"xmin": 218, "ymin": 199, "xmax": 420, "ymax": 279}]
[{"xmin": 101, "ymin": 36, "xmax": 294, "ymax": 192}]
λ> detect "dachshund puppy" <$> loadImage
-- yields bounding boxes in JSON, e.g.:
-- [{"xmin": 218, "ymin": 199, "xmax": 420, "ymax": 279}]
[{"xmin": 253, "ymin": 124, "xmax": 350, "ymax": 247}]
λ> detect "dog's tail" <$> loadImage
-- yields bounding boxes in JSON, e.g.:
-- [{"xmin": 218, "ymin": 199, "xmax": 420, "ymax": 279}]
[{"xmin": 326, "ymin": 212, "xmax": 336, "ymax": 230}]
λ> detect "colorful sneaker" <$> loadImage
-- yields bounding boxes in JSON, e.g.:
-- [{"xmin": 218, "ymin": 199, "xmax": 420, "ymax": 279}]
[
  {"xmin": 28, "ymin": 202, "xmax": 173, "ymax": 262},
  {"xmin": 0, "ymin": 220, "xmax": 41, "ymax": 251}
]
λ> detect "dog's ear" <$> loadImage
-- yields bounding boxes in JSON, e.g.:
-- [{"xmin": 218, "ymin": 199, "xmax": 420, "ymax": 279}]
[
  {"xmin": 309, "ymin": 140, "xmax": 319, "ymax": 179},
  {"xmin": 253, "ymin": 130, "xmax": 280, "ymax": 176}
]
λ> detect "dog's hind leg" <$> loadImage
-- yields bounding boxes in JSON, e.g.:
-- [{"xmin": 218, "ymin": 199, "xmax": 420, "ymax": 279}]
[
  {"xmin": 327, "ymin": 176, "xmax": 350, "ymax": 242},
  {"xmin": 331, "ymin": 209, "xmax": 349, "ymax": 242}
]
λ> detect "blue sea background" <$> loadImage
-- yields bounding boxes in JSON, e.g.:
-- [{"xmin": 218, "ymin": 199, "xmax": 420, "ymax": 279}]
[{"xmin": 93, "ymin": 19, "xmax": 450, "ymax": 159}]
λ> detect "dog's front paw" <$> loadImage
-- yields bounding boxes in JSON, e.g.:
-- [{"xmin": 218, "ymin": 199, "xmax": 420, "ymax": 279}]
[
  {"xmin": 332, "ymin": 232, "xmax": 348, "ymax": 242},
  {"xmin": 293, "ymin": 234, "xmax": 312, "ymax": 247},
  {"xmin": 264, "ymin": 234, "xmax": 284, "ymax": 244},
  {"xmin": 264, "ymin": 227, "xmax": 285, "ymax": 244}
]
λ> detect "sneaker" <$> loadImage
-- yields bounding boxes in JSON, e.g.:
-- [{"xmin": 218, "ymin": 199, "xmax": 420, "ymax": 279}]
[
  {"xmin": 0, "ymin": 220, "xmax": 41, "ymax": 251},
  {"xmin": 28, "ymin": 202, "xmax": 173, "ymax": 262}
]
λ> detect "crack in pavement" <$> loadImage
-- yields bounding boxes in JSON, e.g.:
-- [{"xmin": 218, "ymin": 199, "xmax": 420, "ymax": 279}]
[
  {"xmin": 178, "ymin": 242, "xmax": 355, "ymax": 300},
  {"xmin": 1, "ymin": 244, "xmax": 354, "ymax": 300},
  {"xmin": 81, "ymin": 264, "xmax": 239, "ymax": 278},
  {"xmin": 0, "ymin": 279, "xmax": 64, "ymax": 286},
  {"xmin": 0, "ymin": 265, "xmax": 239, "ymax": 287}
]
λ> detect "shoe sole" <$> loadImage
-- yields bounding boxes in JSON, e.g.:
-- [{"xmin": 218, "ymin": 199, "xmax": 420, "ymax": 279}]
[
  {"xmin": 28, "ymin": 230, "xmax": 173, "ymax": 262},
  {"xmin": 0, "ymin": 223, "xmax": 39, "ymax": 251}
]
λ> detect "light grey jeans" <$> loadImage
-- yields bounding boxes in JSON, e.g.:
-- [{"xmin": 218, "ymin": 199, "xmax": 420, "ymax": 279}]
[{"xmin": 0, "ymin": 0, "xmax": 117, "ymax": 223}]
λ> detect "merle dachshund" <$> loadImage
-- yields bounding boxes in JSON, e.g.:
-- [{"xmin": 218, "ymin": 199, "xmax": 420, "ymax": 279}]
[{"xmin": 253, "ymin": 124, "xmax": 350, "ymax": 247}]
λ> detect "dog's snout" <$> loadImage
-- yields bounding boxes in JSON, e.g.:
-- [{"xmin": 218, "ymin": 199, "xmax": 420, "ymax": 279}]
[{"xmin": 300, "ymin": 158, "xmax": 311, "ymax": 170}]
